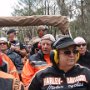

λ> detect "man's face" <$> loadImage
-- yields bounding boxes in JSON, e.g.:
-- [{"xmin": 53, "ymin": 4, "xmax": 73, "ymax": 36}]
[
  {"xmin": 38, "ymin": 30, "xmax": 45, "ymax": 38},
  {"xmin": 76, "ymin": 43, "xmax": 87, "ymax": 55},
  {"xmin": 41, "ymin": 39, "xmax": 52, "ymax": 54},
  {"xmin": 8, "ymin": 32, "xmax": 16, "ymax": 41},
  {"xmin": 58, "ymin": 45, "xmax": 78, "ymax": 68},
  {"xmin": 0, "ymin": 41, "xmax": 8, "ymax": 51}
]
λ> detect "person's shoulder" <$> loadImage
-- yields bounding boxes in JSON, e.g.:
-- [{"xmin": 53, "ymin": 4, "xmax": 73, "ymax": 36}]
[
  {"xmin": 7, "ymin": 50, "xmax": 17, "ymax": 58},
  {"xmin": 0, "ymin": 71, "xmax": 14, "ymax": 79},
  {"xmin": 86, "ymin": 50, "xmax": 90, "ymax": 55},
  {"xmin": 80, "ymin": 66, "xmax": 90, "ymax": 81},
  {"xmin": 35, "ymin": 66, "xmax": 53, "ymax": 76},
  {"xmin": 1, "ymin": 52, "xmax": 9, "ymax": 58},
  {"xmin": 11, "ymin": 51, "xmax": 22, "ymax": 59},
  {"xmin": 30, "ymin": 50, "xmax": 43, "ymax": 61},
  {"xmin": 29, "ymin": 53, "xmax": 38, "ymax": 61},
  {"xmin": 76, "ymin": 64, "xmax": 90, "ymax": 74},
  {"xmin": 12, "ymin": 51, "xmax": 21, "ymax": 56}
]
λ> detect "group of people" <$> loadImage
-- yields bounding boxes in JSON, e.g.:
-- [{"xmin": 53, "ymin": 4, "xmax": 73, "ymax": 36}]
[
  {"xmin": 0, "ymin": 25, "xmax": 90, "ymax": 90},
  {"xmin": 0, "ymin": 29, "xmax": 26, "ymax": 90},
  {"xmin": 29, "ymin": 36, "xmax": 90, "ymax": 90}
]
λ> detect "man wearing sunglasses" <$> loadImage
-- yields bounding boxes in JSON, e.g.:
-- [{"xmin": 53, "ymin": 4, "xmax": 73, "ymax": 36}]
[
  {"xmin": 29, "ymin": 36, "xmax": 90, "ymax": 90},
  {"xmin": 74, "ymin": 36, "xmax": 90, "ymax": 69}
]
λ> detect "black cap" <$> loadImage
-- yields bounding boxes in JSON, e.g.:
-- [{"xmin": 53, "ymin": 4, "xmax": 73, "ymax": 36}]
[
  {"xmin": 53, "ymin": 36, "xmax": 76, "ymax": 49},
  {"xmin": 7, "ymin": 29, "xmax": 16, "ymax": 35}
]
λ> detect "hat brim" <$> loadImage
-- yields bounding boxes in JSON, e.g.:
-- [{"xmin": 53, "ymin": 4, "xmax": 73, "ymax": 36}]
[
  {"xmin": 7, "ymin": 29, "xmax": 16, "ymax": 35},
  {"xmin": 56, "ymin": 41, "xmax": 76, "ymax": 49}
]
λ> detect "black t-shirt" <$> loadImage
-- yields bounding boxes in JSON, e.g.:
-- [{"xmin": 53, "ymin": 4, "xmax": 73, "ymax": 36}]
[{"xmin": 77, "ymin": 51, "xmax": 90, "ymax": 69}]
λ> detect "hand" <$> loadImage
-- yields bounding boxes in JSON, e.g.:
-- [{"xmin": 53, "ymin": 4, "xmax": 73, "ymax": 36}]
[
  {"xmin": 11, "ymin": 45, "xmax": 20, "ymax": 52},
  {"xmin": 11, "ymin": 45, "xmax": 16, "ymax": 51},
  {"xmin": 15, "ymin": 46, "xmax": 20, "ymax": 52}
]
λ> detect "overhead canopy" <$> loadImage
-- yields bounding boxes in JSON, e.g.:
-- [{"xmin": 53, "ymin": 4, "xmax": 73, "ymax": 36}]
[{"xmin": 0, "ymin": 15, "xmax": 69, "ymax": 34}]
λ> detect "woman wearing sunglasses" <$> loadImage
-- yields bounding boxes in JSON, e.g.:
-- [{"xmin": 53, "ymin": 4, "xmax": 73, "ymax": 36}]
[
  {"xmin": 74, "ymin": 36, "xmax": 90, "ymax": 69},
  {"xmin": 29, "ymin": 36, "xmax": 90, "ymax": 90}
]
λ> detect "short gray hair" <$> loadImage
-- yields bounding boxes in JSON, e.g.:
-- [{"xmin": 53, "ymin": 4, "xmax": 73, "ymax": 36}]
[{"xmin": 41, "ymin": 34, "xmax": 55, "ymax": 42}]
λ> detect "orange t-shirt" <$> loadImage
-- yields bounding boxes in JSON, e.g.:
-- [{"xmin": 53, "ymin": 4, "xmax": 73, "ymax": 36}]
[{"xmin": 44, "ymin": 54, "xmax": 51, "ymax": 64}]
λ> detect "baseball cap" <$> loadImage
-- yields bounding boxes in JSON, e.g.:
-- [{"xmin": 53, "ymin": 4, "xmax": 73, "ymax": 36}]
[
  {"xmin": 53, "ymin": 36, "xmax": 76, "ymax": 49},
  {"xmin": 74, "ymin": 37, "xmax": 86, "ymax": 44},
  {"xmin": 7, "ymin": 29, "xmax": 16, "ymax": 35},
  {"xmin": 41, "ymin": 34, "xmax": 55, "ymax": 42}
]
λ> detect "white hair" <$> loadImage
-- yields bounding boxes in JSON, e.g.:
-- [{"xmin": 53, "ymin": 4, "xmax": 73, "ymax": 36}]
[
  {"xmin": 74, "ymin": 37, "xmax": 86, "ymax": 44},
  {"xmin": 41, "ymin": 34, "xmax": 55, "ymax": 42}
]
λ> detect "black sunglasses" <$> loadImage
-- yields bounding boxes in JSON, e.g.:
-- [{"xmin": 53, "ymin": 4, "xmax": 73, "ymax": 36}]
[
  {"xmin": 35, "ymin": 48, "xmax": 39, "ymax": 51},
  {"xmin": 64, "ymin": 49, "xmax": 78, "ymax": 55},
  {"xmin": 76, "ymin": 43, "xmax": 86, "ymax": 47},
  {"xmin": 0, "ymin": 42, "xmax": 7, "ymax": 45}
]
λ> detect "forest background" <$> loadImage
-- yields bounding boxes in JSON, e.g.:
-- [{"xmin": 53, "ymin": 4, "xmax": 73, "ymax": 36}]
[{"xmin": 0, "ymin": 0, "xmax": 90, "ymax": 49}]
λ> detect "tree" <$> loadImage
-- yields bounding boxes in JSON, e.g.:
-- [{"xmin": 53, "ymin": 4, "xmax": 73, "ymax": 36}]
[
  {"xmin": 56, "ymin": 0, "xmax": 69, "ymax": 16},
  {"xmin": 12, "ymin": 0, "xmax": 37, "ymax": 16}
]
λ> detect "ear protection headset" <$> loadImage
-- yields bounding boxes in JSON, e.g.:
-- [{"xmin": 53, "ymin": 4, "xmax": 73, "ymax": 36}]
[
  {"xmin": 50, "ymin": 49, "xmax": 80, "ymax": 65},
  {"xmin": 50, "ymin": 50, "xmax": 59, "ymax": 65},
  {"xmin": 75, "ymin": 52, "xmax": 80, "ymax": 62},
  {"xmin": 50, "ymin": 39, "xmax": 59, "ymax": 65},
  {"xmin": 7, "ymin": 41, "xmax": 11, "ymax": 48}
]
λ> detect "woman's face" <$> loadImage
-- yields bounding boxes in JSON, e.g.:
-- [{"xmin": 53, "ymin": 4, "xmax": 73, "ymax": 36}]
[
  {"xmin": 76, "ymin": 43, "xmax": 87, "ymax": 55},
  {"xmin": 58, "ymin": 45, "xmax": 78, "ymax": 68}
]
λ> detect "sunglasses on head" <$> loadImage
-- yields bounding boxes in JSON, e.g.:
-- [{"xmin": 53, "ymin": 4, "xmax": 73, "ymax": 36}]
[
  {"xmin": 0, "ymin": 42, "xmax": 7, "ymax": 45},
  {"xmin": 76, "ymin": 43, "xmax": 86, "ymax": 47},
  {"xmin": 64, "ymin": 49, "xmax": 78, "ymax": 55}
]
